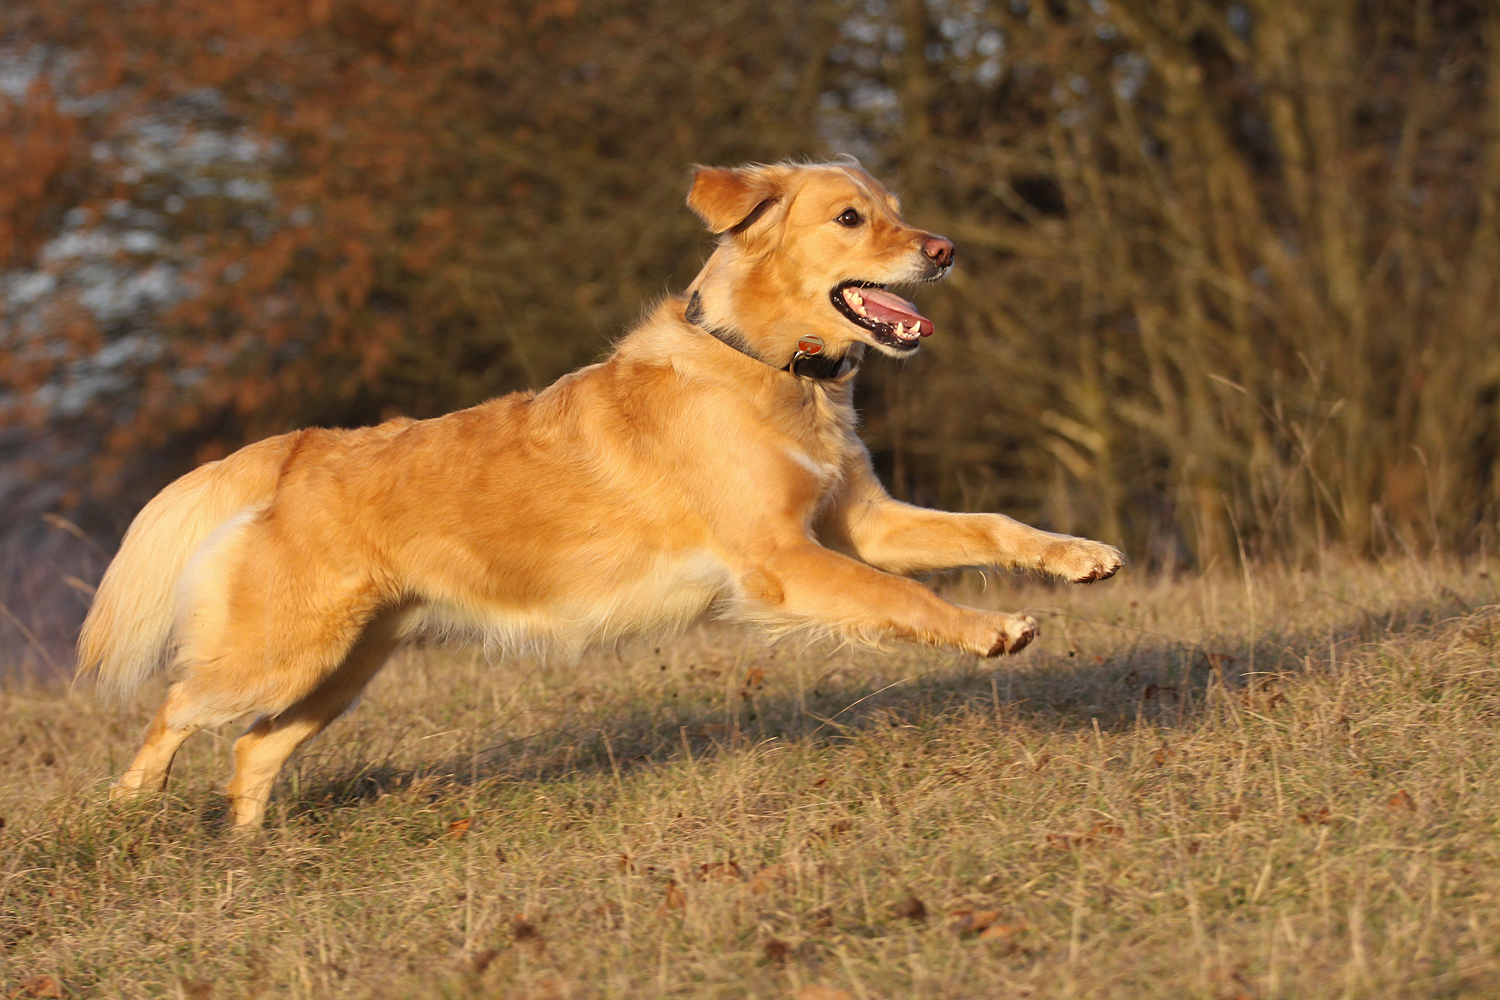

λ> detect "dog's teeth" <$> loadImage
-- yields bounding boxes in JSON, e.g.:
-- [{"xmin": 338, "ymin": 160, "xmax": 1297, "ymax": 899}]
[{"xmin": 894, "ymin": 322, "xmax": 907, "ymax": 337}]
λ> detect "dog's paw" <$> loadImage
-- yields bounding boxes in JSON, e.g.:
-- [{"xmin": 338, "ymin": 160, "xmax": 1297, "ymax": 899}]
[
  {"xmin": 984, "ymin": 613, "xmax": 1039, "ymax": 657},
  {"xmin": 1039, "ymin": 537, "xmax": 1123, "ymax": 584}
]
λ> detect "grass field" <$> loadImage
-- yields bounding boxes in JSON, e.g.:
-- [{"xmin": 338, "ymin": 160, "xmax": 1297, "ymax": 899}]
[{"xmin": 4, "ymin": 557, "xmax": 1500, "ymax": 998}]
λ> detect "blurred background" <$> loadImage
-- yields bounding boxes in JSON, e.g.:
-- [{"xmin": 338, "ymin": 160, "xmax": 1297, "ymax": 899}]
[{"xmin": 2, "ymin": 0, "xmax": 1497, "ymax": 677}]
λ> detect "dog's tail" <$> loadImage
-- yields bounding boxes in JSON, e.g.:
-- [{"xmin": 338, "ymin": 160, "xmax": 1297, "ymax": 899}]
[{"xmin": 77, "ymin": 434, "xmax": 295, "ymax": 701}]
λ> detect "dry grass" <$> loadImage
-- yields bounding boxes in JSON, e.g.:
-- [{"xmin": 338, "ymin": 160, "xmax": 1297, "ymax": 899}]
[{"xmin": 4, "ymin": 557, "xmax": 1500, "ymax": 998}]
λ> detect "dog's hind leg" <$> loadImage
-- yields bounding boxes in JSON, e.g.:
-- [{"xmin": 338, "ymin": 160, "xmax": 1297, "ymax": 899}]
[
  {"xmin": 223, "ymin": 610, "xmax": 405, "ymax": 830},
  {"xmin": 110, "ymin": 683, "xmax": 218, "ymax": 799}
]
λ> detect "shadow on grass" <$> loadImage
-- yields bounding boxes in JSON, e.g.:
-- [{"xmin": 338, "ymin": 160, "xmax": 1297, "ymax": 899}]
[{"xmin": 276, "ymin": 587, "xmax": 1489, "ymax": 827}]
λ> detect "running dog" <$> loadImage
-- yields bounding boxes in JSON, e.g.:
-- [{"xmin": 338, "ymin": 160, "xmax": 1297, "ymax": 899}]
[{"xmin": 78, "ymin": 160, "xmax": 1122, "ymax": 828}]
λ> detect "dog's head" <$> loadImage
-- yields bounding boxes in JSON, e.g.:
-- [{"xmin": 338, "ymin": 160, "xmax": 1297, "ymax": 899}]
[{"xmin": 684, "ymin": 160, "xmax": 954, "ymax": 366}]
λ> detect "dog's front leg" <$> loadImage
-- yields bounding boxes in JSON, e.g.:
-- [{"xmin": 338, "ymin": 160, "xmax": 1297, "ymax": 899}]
[
  {"xmin": 739, "ymin": 542, "xmax": 1037, "ymax": 656},
  {"xmin": 820, "ymin": 457, "xmax": 1123, "ymax": 582}
]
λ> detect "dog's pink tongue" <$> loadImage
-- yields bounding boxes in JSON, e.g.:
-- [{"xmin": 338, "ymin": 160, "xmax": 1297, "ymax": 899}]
[{"xmin": 860, "ymin": 288, "xmax": 934, "ymax": 336}]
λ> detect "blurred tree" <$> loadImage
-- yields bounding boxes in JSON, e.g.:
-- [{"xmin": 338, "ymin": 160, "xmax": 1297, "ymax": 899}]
[{"xmin": 3, "ymin": 0, "xmax": 1500, "ymax": 673}]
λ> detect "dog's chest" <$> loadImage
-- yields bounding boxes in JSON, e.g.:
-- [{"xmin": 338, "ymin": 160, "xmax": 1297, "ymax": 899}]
[{"xmin": 784, "ymin": 443, "xmax": 841, "ymax": 485}]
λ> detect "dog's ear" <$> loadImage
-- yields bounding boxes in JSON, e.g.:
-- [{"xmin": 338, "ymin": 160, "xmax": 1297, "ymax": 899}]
[{"xmin": 687, "ymin": 165, "xmax": 783, "ymax": 235}]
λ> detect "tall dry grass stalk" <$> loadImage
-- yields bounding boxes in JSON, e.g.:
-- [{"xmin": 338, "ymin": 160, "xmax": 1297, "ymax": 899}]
[{"xmin": 865, "ymin": 0, "xmax": 1500, "ymax": 566}]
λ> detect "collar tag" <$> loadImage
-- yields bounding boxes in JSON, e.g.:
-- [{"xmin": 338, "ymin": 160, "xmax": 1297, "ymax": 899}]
[{"xmin": 796, "ymin": 335, "xmax": 825, "ymax": 356}]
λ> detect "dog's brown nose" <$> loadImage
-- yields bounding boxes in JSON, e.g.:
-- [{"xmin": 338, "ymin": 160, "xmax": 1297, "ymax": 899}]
[{"xmin": 922, "ymin": 235, "xmax": 955, "ymax": 269}]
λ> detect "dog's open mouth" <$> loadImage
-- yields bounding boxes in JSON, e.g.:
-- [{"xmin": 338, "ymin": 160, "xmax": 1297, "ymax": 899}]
[{"xmin": 831, "ymin": 281, "xmax": 933, "ymax": 352}]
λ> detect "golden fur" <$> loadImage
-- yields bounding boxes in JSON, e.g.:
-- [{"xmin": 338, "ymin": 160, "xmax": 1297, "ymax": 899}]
[{"xmin": 78, "ymin": 160, "xmax": 1122, "ymax": 828}]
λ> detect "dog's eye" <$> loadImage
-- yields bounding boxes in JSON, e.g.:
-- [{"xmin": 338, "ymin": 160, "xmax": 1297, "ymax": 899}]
[{"xmin": 835, "ymin": 208, "xmax": 863, "ymax": 228}]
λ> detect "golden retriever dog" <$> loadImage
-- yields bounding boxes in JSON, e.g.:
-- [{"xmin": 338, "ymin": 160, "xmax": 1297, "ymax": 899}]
[{"xmin": 78, "ymin": 160, "xmax": 1122, "ymax": 828}]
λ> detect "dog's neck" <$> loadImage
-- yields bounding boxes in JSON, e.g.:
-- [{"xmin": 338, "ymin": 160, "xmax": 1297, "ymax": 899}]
[{"xmin": 683, "ymin": 291, "xmax": 861, "ymax": 381}]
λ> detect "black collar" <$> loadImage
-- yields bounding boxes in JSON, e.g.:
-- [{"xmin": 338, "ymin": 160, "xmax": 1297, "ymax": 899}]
[{"xmin": 685, "ymin": 291, "xmax": 860, "ymax": 381}]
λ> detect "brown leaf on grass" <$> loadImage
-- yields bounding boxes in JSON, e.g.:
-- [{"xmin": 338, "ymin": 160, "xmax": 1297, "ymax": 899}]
[
  {"xmin": 893, "ymin": 893, "xmax": 927, "ymax": 921},
  {"xmin": 811, "ymin": 776, "xmax": 830, "ymax": 788},
  {"xmin": 949, "ymin": 909, "xmax": 1003, "ymax": 935},
  {"xmin": 511, "ymin": 916, "xmax": 547, "ymax": 958},
  {"xmin": 446, "ymin": 817, "xmax": 473, "ymax": 839},
  {"xmin": 696, "ymin": 860, "xmax": 743, "ymax": 882},
  {"xmin": 1048, "ymin": 828, "xmax": 1116, "ymax": 850},
  {"xmin": 661, "ymin": 880, "xmax": 687, "ymax": 913},
  {"xmin": 1388, "ymin": 789, "xmax": 1417, "ymax": 812},
  {"xmin": 1298, "ymin": 806, "xmax": 1333, "ymax": 826},
  {"xmin": 8, "ymin": 976, "xmax": 64, "ymax": 999},
  {"xmin": 617, "ymin": 853, "xmax": 635, "ymax": 873},
  {"xmin": 1032, "ymin": 752, "xmax": 1053, "ymax": 771},
  {"xmin": 749, "ymin": 864, "xmax": 789, "ymax": 894},
  {"xmin": 978, "ymin": 921, "xmax": 1027, "ymax": 940},
  {"xmin": 795, "ymin": 986, "xmax": 854, "ymax": 1000},
  {"xmin": 763, "ymin": 937, "xmax": 792, "ymax": 964}
]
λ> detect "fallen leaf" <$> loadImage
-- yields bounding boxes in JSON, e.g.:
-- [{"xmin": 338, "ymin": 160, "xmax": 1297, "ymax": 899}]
[
  {"xmin": 749, "ymin": 864, "xmax": 788, "ymax": 894},
  {"xmin": 696, "ymin": 860, "xmax": 743, "ymax": 882},
  {"xmin": 763, "ymin": 937, "xmax": 792, "ymax": 964},
  {"xmin": 1298, "ymin": 806, "xmax": 1333, "ymax": 826},
  {"xmin": 8, "ymin": 976, "xmax": 64, "ymax": 999},
  {"xmin": 617, "ymin": 853, "xmax": 635, "ymax": 873},
  {"xmin": 893, "ymin": 893, "xmax": 927, "ymax": 921},
  {"xmin": 1388, "ymin": 789, "xmax": 1417, "ymax": 812},
  {"xmin": 446, "ymin": 817, "xmax": 473, "ymax": 839},
  {"xmin": 978, "ymin": 921, "xmax": 1027, "ymax": 941},
  {"xmin": 1046, "ymin": 832, "xmax": 1087, "ymax": 850},
  {"xmin": 805, "ymin": 906, "xmax": 834, "ymax": 929},
  {"xmin": 512, "ymin": 917, "xmax": 542, "ymax": 942},
  {"xmin": 949, "ymin": 909, "xmax": 1003, "ymax": 935},
  {"xmin": 795, "ymin": 986, "xmax": 854, "ymax": 1000},
  {"xmin": 661, "ymin": 880, "xmax": 687, "ymax": 912},
  {"xmin": 743, "ymin": 667, "xmax": 766, "ymax": 688}
]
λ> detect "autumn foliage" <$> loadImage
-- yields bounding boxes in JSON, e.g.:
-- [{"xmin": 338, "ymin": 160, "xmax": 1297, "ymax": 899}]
[{"xmin": 3, "ymin": 0, "xmax": 1500, "ymax": 666}]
